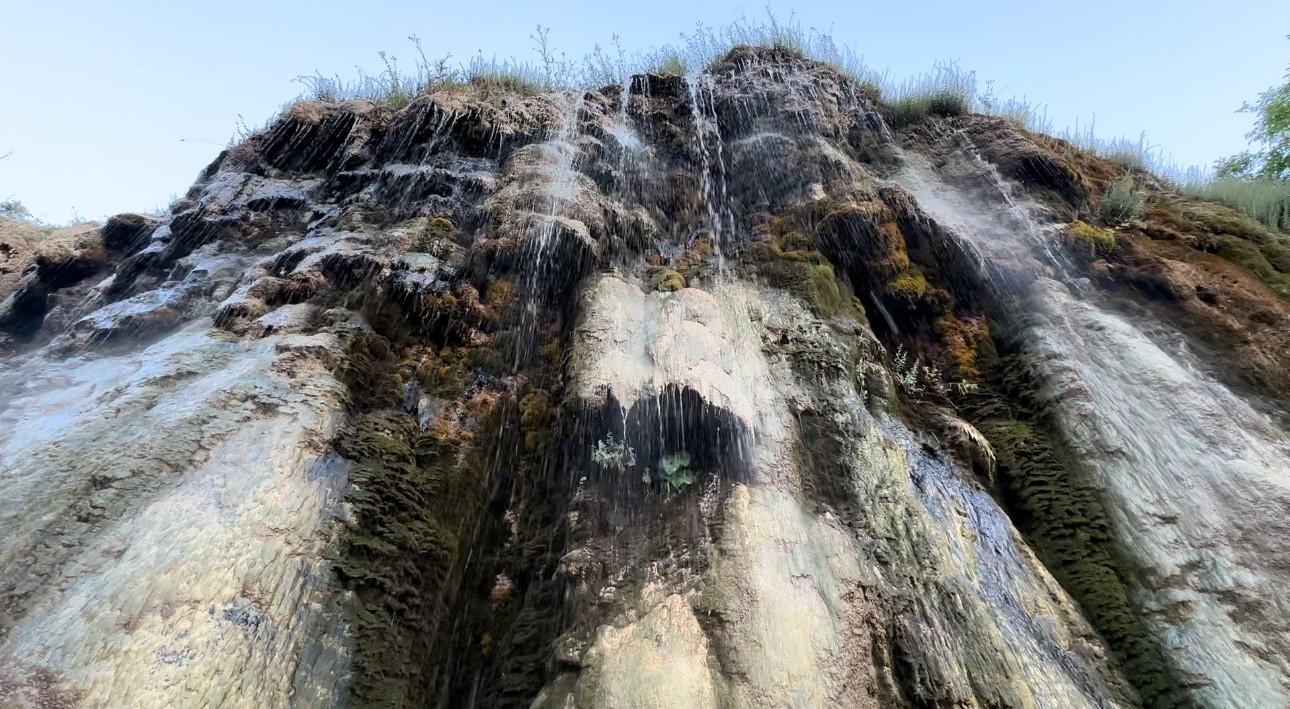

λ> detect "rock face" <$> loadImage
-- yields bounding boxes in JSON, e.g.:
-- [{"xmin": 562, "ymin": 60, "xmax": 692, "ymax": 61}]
[{"xmin": 1, "ymin": 46, "xmax": 1288, "ymax": 709}]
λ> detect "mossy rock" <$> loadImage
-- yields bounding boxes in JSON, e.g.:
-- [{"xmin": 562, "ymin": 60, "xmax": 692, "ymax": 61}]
[
  {"xmin": 1207, "ymin": 236, "xmax": 1290, "ymax": 298},
  {"xmin": 1153, "ymin": 197, "xmax": 1290, "ymax": 299},
  {"xmin": 407, "ymin": 216, "xmax": 458, "ymax": 253},
  {"xmin": 934, "ymin": 316, "xmax": 988, "ymax": 379},
  {"xmin": 804, "ymin": 263, "xmax": 845, "ymax": 316},
  {"xmin": 1066, "ymin": 220, "xmax": 1116, "ymax": 255},
  {"xmin": 674, "ymin": 235, "xmax": 716, "ymax": 283},
  {"xmin": 739, "ymin": 231, "xmax": 850, "ymax": 317},
  {"xmin": 778, "ymin": 231, "xmax": 815, "ymax": 252},
  {"xmin": 647, "ymin": 267, "xmax": 685, "ymax": 292},
  {"xmin": 884, "ymin": 268, "xmax": 931, "ymax": 300},
  {"xmin": 961, "ymin": 351, "xmax": 1193, "ymax": 708},
  {"xmin": 519, "ymin": 390, "xmax": 555, "ymax": 451},
  {"xmin": 335, "ymin": 332, "xmax": 402, "ymax": 410},
  {"xmin": 409, "ymin": 345, "xmax": 471, "ymax": 398},
  {"xmin": 335, "ymin": 411, "xmax": 474, "ymax": 706},
  {"xmin": 485, "ymin": 277, "xmax": 517, "ymax": 315},
  {"xmin": 755, "ymin": 257, "xmax": 845, "ymax": 317}
]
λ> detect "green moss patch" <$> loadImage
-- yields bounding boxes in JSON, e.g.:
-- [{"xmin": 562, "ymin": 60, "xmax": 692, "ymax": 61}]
[
  {"xmin": 1154, "ymin": 197, "xmax": 1290, "ymax": 299},
  {"xmin": 335, "ymin": 410, "xmax": 485, "ymax": 706},
  {"xmin": 961, "ymin": 349, "xmax": 1193, "ymax": 709},
  {"xmin": 1066, "ymin": 220, "xmax": 1116, "ymax": 256},
  {"xmin": 741, "ymin": 230, "xmax": 851, "ymax": 318}
]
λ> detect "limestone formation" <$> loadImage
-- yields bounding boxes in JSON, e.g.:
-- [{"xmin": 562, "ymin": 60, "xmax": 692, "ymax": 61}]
[{"xmin": 1, "ymin": 45, "xmax": 1288, "ymax": 709}]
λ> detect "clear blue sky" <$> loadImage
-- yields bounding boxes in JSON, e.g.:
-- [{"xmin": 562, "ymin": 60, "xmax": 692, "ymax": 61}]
[{"xmin": 2, "ymin": 0, "xmax": 1287, "ymax": 223}]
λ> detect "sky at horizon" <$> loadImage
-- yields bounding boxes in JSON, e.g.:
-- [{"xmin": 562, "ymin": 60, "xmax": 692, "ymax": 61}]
[{"xmin": 1, "ymin": 0, "xmax": 1287, "ymax": 223}]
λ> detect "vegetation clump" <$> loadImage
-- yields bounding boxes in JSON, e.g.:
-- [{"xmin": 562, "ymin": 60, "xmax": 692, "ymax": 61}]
[
  {"xmin": 519, "ymin": 390, "xmax": 556, "ymax": 451},
  {"xmin": 484, "ymin": 277, "xmax": 518, "ymax": 315},
  {"xmin": 869, "ymin": 60, "xmax": 975, "ymax": 127},
  {"xmin": 591, "ymin": 434, "xmax": 636, "ymax": 472},
  {"xmin": 935, "ymin": 315, "xmax": 989, "ymax": 379},
  {"xmin": 647, "ymin": 266, "xmax": 685, "ymax": 292},
  {"xmin": 1066, "ymin": 220, "xmax": 1116, "ymax": 255},
  {"xmin": 1182, "ymin": 177, "xmax": 1289, "ymax": 233},
  {"xmin": 1097, "ymin": 174, "xmax": 1145, "ymax": 223},
  {"xmin": 884, "ymin": 268, "xmax": 931, "ymax": 300},
  {"xmin": 1170, "ymin": 40, "xmax": 1290, "ymax": 231},
  {"xmin": 674, "ymin": 235, "xmax": 715, "ymax": 283},
  {"xmin": 642, "ymin": 452, "xmax": 697, "ymax": 494}
]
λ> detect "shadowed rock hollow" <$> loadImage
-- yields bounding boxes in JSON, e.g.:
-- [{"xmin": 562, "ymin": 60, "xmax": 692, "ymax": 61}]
[{"xmin": 1, "ymin": 45, "xmax": 1288, "ymax": 709}]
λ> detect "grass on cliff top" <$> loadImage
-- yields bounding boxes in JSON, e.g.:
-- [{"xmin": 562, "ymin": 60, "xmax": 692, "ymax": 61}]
[
  {"xmin": 288, "ymin": 10, "xmax": 1287, "ymax": 235},
  {"xmin": 287, "ymin": 11, "xmax": 1150, "ymax": 171},
  {"xmin": 1176, "ymin": 175, "xmax": 1290, "ymax": 233}
]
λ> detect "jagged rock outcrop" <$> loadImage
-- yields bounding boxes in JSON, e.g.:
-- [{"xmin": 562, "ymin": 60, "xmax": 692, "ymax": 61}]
[{"xmin": 1, "ymin": 45, "xmax": 1288, "ymax": 709}]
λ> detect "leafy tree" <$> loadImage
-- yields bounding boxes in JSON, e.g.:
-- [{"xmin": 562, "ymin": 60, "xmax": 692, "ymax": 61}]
[
  {"xmin": 0, "ymin": 198, "xmax": 31, "ymax": 221},
  {"xmin": 1217, "ymin": 36, "xmax": 1290, "ymax": 180}
]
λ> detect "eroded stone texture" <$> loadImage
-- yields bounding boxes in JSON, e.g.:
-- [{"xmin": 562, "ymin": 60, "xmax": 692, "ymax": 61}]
[
  {"xmin": 0, "ymin": 327, "xmax": 350, "ymax": 707},
  {"xmin": 2, "ymin": 42, "xmax": 1287, "ymax": 709},
  {"xmin": 546, "ymin": 274, "xmax": 1134, "ymax": 708}
]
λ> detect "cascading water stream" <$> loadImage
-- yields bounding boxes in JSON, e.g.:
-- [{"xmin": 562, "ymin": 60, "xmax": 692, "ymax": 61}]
[
  {"xmin": 4, "ymin": 43, "xmax": 1286, "ymax": 708},
  {"xmin": 511, "ymin": 90, "xmax": 586, "ymax": 370},
  {"xmin": 685, "ymin": 72, "xmax": 734, "ymax": 267},
  {"xmin": 894, "ymin": 146, "xmax": 1290, "ymax": 707}
]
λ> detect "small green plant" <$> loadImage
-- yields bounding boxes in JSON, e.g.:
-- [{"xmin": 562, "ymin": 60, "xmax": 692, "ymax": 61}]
[
  {"xmin": 660, "ymin": 452, "xmax": 696, "ymax": 493},
  {"xmin": 892, "ymin": 345, "xmax": 929, "ymax": 396},
  {"xmin": 642, "ymin": 452, "xmax": 696, "ymax": 494},
  {"xmin": 591, "ymin": 434, "xmax": 636, "ymax": 472},
  {"xmin": 1097, "ymin": 174, "xmax": 1145, "ymax": 223},
  {"xmin": 886, "ymin": 61, "xmax": 974, "ymax": 126},
  {"xmin": 889, "ymin": 344, "xmax": 962, "ymax": 399},
  {"xmin": 648, "ymin": 53, "xmax": 688, "ymax": 76}
]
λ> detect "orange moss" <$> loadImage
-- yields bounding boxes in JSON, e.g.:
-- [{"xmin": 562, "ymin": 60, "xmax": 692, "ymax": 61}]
[
  {"xmin": 454, "ymin": 284, "xmax": 489, "ymax": 324},
  {"xmin": 936, "ymin": 316, "xmax": 990, "ymax": 378},
  {"xmin": 484, "ymin": 278, "xmax": 517, "ymax": 316},
  {"xmin": 878, "ymin": 221, "xmax": 903, "ymax": 243},
  {"xmin": 674, "ymin": 235, "xmax": 715, "ymax": 282},
  {"xmin": 519, "ymin": 391, "xmax": 555, "ymax": 451},
  {"xmin": 425, "ymin": 407, "xmax": 474, "ymax": 446},
  {"xmin": 464, "ymin": 390, "xmax": 501, "ymax": 420}
]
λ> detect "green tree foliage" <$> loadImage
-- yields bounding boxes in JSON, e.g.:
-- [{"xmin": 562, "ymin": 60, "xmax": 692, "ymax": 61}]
[
  {"xmin": 0, "ymin": 198, "xmax": 32, "ymax": 221},
  {"xmin": 1217, "ymin": 36, "xmax": 1290, "ymax": 180}
]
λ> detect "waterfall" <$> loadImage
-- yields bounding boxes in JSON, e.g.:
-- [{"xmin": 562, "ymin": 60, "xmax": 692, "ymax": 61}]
[
  {"xmin": 896, "ymin": 145, "xmax": 1290, "ymax": 707},
  {"xmin": 1, "ymin": 44, "xmax": 1286, "ymax": 709}
]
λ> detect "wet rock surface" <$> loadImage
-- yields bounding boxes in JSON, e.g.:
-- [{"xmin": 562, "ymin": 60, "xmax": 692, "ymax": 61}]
[{"xmin": 1, "ymin": 45, "xmax": 1287, "ymax": 709}]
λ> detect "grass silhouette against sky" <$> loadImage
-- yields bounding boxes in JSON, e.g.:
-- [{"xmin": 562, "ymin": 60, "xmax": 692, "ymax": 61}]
[{"xmin": 2, "ymin": 0, "xmax": 1287, "ymax": 222}]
